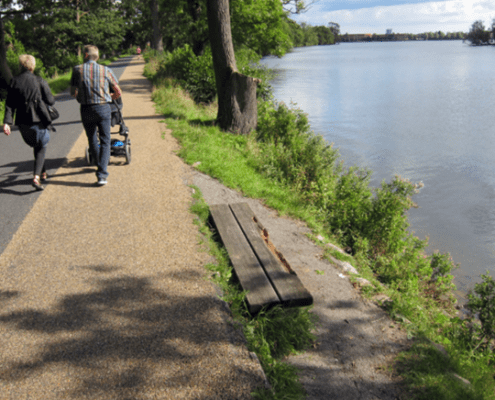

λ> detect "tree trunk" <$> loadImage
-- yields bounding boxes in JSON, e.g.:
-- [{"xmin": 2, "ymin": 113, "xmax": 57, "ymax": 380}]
[
  {"xmin": 0, "ymin": 17, "xmax": 13, "ymax": 92},
  {"xmin": 187, "ymin": 0, "xmax": 207, "ymax": 56},
  {"xmin": 151, "ymin": 0, "xmax": 163, "ymax": 51},
  {"xmin": 206, "ymin": 0, "xmax": 258, "ymax": 134}
]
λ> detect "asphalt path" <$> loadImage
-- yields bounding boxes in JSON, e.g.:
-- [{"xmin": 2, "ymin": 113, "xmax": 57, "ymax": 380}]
[{"xmin": 0, "ymin": 56, "xmax": 134, "ymax": 255}]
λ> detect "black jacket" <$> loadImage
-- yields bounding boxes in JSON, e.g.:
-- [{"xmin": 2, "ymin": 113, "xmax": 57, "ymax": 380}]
[{"xmin": 3, "ymin": 71, "xmax": 55, "ymax": 127}]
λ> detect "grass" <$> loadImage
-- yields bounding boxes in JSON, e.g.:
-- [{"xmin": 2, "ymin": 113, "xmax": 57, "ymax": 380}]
[{"xmin": 148, "ymin": 71, "xmax": 495, "ymax": 399}]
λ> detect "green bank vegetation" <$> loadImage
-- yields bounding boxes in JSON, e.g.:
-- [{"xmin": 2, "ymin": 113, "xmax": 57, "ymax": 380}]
[{"xmin": 144, "ymin": 48, "xmax": 495, "ymax": 399}]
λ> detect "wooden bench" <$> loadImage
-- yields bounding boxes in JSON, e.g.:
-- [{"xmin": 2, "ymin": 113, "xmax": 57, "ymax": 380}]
[{"xmin": 209, "ymin": 202, "xmax": 313, "ymax": 314}]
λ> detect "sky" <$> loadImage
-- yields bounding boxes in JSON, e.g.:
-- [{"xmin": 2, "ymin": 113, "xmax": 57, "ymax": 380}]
[{"xmin": 289, "ymin": 0, "xmax": 495, "ymax": 35}]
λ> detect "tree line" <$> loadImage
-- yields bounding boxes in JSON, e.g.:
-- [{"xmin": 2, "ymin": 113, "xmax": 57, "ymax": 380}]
[
  {"xmin": 0, "ymin": 0, "xmax": 336, "ymax": 94},
  {"xmin": 340, "ymin": 31, "xmax": 466, "ymax": 42}
]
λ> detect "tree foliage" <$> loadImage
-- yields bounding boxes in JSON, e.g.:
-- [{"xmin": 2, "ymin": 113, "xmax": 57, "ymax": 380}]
[
  {"xmin": 0, "ymin": 0, "xmax": 326, "ymax": 89},
  {"xmin": 6, "ymin": 0, "xmax": 126, "ymax": 75},
  {"xmin": 466, "ymin": 20, "xmax": 491, "ymax": 45},
  {"xmin": 230, "ymin": 0, "xmax": 291, "ymax": 56}
]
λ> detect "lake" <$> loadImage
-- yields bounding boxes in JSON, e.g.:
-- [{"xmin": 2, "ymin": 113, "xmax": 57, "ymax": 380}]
[{"xmin": 261, "ymin": 41, "xmax": 495, "ymax": 300}]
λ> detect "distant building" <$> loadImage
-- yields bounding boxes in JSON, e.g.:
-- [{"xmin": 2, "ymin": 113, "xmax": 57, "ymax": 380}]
[{"xmin": 386, "ymin": 29, "xmax": 393, "ymax": 35}]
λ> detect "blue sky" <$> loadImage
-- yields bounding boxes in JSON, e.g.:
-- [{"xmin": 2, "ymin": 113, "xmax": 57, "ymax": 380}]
[{"xmin": 290, "ymin": 0, "xmax": 495, "ymax": 34}]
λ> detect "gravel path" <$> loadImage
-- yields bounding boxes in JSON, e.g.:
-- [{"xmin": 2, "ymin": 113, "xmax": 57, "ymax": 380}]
[{"xmin": 0, "ymin": 57, "xmax": 267, "ymax": 399}]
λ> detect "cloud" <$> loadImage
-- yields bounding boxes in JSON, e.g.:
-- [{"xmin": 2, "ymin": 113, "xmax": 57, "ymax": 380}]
[{"xmin": 292, "ymin": 0, "xmax": 495, "ymax": 34}]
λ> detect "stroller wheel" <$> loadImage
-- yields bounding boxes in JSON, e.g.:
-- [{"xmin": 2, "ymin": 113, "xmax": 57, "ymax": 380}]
[
  {"xmin": 85, "ymin": 146, "xmax": 94, "ymax": 166},
  {"xmin": 125, "ymin": 138, "xmax": 131, "ymax": 164}
]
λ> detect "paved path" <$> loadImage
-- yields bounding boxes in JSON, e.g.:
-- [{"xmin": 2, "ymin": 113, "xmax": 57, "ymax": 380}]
[{"xmin": 0, "ymin": 57, "xmax": 266, "ymax": 399}]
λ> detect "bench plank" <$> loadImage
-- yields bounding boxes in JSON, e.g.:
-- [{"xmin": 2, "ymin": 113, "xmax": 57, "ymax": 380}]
[
  {"xmin": 210, "ymin": 204, "xmax": 280, "ymax": 314},
  {"xmin": 230, "ymin": 203, "xmax": 313, "ymax": 307}
]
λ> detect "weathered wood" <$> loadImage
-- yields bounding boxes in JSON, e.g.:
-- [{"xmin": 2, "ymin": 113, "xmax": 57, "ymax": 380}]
[
  {"xmin": 209, "ymin": 204, "xmax": 280, "ymax": 314},
  {"xmin": 230, "ymin": 203, "xmax": 313, "ymax": 308}
]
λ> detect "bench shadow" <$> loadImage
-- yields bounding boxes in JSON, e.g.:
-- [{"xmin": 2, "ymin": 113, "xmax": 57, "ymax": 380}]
[{"xmin": 0, "ymin": 271, "xmax": 264, "ymax": 398}]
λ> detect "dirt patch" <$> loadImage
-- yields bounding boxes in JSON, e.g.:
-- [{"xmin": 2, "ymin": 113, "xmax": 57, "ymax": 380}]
[{"xmin": 190, "ymin": 170, "xmax": 410, "ymax": 400}]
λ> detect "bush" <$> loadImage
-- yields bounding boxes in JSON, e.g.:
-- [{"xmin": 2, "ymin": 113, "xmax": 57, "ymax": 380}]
[
  {"xmin": 467, "ymin": 273, "xmax": 495, "ymax": 343},
  {"xmin": 163, "ymin": 45, "xmax": 216, "ymax": 104},
  {"xmin": 256, "ymin": 100, "xmax": 340, "ymax": 194}
]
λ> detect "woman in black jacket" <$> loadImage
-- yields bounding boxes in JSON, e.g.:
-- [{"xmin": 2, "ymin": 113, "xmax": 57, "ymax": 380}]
[{"xmin": 3, "ymin": 54, "xmax": 56, "ymax": 191}]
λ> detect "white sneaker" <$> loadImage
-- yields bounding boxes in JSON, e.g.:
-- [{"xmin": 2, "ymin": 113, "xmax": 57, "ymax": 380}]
[{"xmin": 97, "ymin": 179, "xmax": 108, "ymax": 186}]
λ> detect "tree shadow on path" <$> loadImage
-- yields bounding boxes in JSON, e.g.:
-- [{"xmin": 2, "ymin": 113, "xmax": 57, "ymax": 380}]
[{"xmin": 0, "ymin": 271, "xmax": 259, "ymax": 399}]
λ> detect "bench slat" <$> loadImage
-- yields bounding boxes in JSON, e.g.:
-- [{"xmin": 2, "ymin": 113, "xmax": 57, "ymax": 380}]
[
  {"xmin": 210, "ymin": 204, "xmax": 280, "ymax": 314},
  {"xmin": 230, "ymin": 203, "xmax": 313, "ymax": 308}
]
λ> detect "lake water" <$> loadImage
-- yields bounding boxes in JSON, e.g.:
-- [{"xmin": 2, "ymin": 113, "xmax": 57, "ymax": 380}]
[{"xmin": 261, "ymin": 41, "xmax": 495, "ymax": 300}]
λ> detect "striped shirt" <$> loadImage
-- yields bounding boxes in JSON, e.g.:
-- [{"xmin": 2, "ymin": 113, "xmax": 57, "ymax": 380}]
[{"xmin": 70, "ymin": 60, "xmax": 121, "ymax": 105}]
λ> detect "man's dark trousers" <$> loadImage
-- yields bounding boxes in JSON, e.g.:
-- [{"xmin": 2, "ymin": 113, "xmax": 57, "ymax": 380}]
[{"xmin": 81, "ymin": 103, "xmax": 112, "ymax": 180}]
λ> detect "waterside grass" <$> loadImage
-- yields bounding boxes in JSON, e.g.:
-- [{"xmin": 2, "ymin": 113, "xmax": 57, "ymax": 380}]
[{"xmin": 146, "ymin": 53, "xmax": 495, "ymax": 399}]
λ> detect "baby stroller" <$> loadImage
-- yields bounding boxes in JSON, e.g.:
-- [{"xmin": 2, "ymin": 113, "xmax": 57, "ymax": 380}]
[{"xmin": 85, "ymin": 97, "xmax": 131, "ymax": 165}]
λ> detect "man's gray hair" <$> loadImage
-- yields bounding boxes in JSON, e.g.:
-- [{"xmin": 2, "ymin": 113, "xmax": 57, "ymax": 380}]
[
  {"xmin": 18, "ymin": 54, "xmax": 36, "ymax": 72},
  {"xmin": 84, "ymin": 45, "xmax": 99, "ymax": 61}
]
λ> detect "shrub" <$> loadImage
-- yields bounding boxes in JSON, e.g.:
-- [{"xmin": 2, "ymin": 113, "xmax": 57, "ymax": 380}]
[
  {"xmin": 163, "ymin": 45, "xmax": 216, "ymax": 104},
  {"xmin": 467, "ymin": 273, "xmax": 495, "ymax": 343},
  {"xmin": 256, "ymin": 100, "xmax": 340, "ymax": 195}
]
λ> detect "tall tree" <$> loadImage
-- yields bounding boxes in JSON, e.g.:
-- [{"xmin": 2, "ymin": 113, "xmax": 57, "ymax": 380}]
[
  {"xmin": 467, "ymin": 20, "xmax": 490, "ymax": 45},
  {"xmin": 151, "ymin": 0, "xmax": 163, "ymax": 51},
  {"xmin": 206, "ymin": 0, "xmax": 258, "ymax": 134},
  {"xmin": 328, "ymin": 22, "xmax": 340, "ymax": 42}
]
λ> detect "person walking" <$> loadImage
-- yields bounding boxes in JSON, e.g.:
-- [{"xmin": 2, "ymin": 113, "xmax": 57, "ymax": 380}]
[
  {"xmin": 3, "ymin": 54, "xmax": 56, "ymax": 191},
  {"xmin": 70, "ymin": 44, "xmax": 122, "ymax": 186}
]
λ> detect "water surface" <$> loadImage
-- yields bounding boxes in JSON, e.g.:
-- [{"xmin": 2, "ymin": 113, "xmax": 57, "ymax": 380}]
[{"xmin": 261, "ymin": 41, "xmax": 495, "ymax": 298}]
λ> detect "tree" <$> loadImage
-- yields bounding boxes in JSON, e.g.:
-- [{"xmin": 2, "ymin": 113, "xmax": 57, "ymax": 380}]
[
  {"xmin": 282, "ymin": 0, "xmax": 317, "ymax": 14},
  {"xmin": 230, "ymin": 0, "xmax": 291, "ymax": 56},
  {"xmin": 151, "ymin": 0, "xmax": 163, "ymax": 51},
  {"xmin": 467, "ymin": 20, "xmax": 490, "ymax": 45},
  {"xmin": 328, "ymin": 22, "xmax": 340, "ymax": 42},
  {"xmin": 206, "ymin": 0, "xmax": 258, "ymax": 134}
]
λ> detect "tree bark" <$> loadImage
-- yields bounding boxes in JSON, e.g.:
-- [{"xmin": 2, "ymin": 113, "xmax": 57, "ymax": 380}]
[
  {"xmin": 0, "ymin": 17, "xmax": 13, "ymax": 92},
  {"xmin": 206, "ymin": 0, "xmax": 258, "ymax": 134},
  {"xmin": 151, "ymin": 0, "xmax": 163, "ymax": 51}
]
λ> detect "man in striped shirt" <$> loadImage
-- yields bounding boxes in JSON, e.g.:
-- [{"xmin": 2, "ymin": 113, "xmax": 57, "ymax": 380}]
[{"xmin": 70, "ymin": 45, "xmax": 122, "ymax": 186}]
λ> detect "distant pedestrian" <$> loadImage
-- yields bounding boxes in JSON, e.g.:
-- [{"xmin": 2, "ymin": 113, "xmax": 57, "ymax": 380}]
[
  {"xmin": 3, "ymin": 54, "xmax": 56, "ymax": 191},
  {"xmin": 70, "ymin": 44, "xmax": 122, "ymax": 186},
  {"xmin": 136, "ymin": 46, "xmax": 141, "ymax": 55}
]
